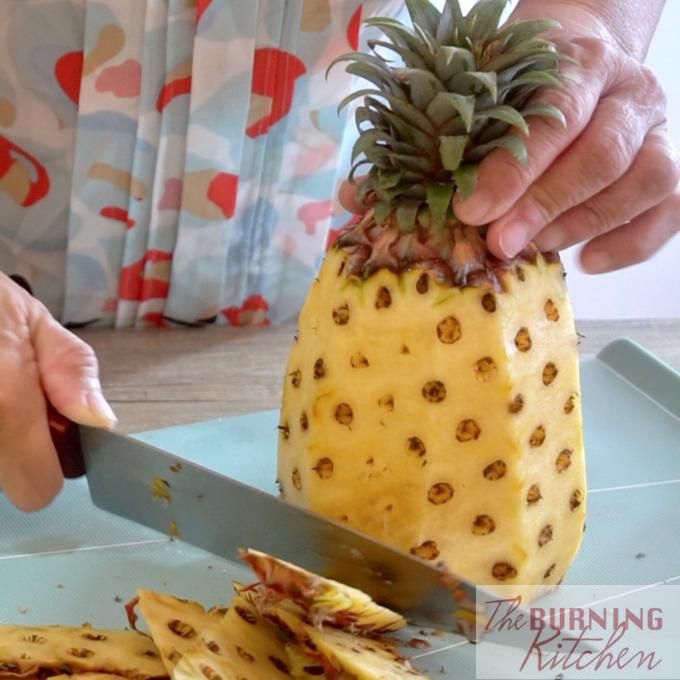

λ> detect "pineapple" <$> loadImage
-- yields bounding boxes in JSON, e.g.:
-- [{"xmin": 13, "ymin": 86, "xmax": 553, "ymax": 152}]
[{"xmin": 277, "ymin": 0, "xmax": 586, "ymax": 603}]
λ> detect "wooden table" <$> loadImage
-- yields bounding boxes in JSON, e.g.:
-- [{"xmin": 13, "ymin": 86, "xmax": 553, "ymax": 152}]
[{"xmin": 77, "ymin": 319, "xmax": 680, "ymax": 434}]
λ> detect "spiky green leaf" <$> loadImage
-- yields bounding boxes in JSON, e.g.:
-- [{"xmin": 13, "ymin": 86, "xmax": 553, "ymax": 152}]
[
  {"xmin": 434, "ymin": 46, "xmax": 475, "ymax": 82},
  {"xmin": 448, "ymin": 71, "xmax": 497, "ymax": 102},
  {"xmin": 439, "ymin": 135, "xmax": 468, "ymax": 171},
  {"xmin": 391, "ymin": 153, "xmax": 433, "ymax": 174},
  {"xmin": 497, "ymin": 18, "xmax": 562, "ymax": 48},
  {"xmin": 436, "ymin": 0, "xmax": 464, "ymax": 44},
  {"xmin": 398, "ymin": 68, "xmax": 446, "ymax": 110},
  {"xmin": 396, "ymin": 199, "xmax": 422, "ymax": 232},
  {"xmin": 377, "ymin": 169, "xmax": 403, "ymax": 189},
  {"xmin": 404, "ymin": 0, "xmax": 441, "ymax": 37},
  {"xmin": 468, "ymin": 133, "xmax": 528, "ymax": 164},
  {"xmin": 498, "ymin": 70, "xmax": 562, "ymax": 95},
  {"xmin": 363, "ymin": 18, "xmax": 435, "ymax": 67},
  {"xmin": 344, "ymin": 61, "xmax": 405, "ymax": 95},
  {"xmin": 380, "ymin": 95, "xmax": 437, "ymax": 134},
  {"xmin": 352, "ymin": 130, "xmax": 393, "ymax": 162},
  {"xmin": 453, "ymin": 164, "xmax": 479, "ymax": 200},
  {"xmin": 476, "ymin": 105, "xmax": 529, "ymax": 134},
  {"xmin": 466, "ymin": 0, "xmax": 509, "ymax": 42},
  {"xmin": 374, "ymin": 201, "xmax": 393, "ymax": 223},
  {"xmin": 426, "ymin": 183, "xmax": 454, "ymax": 230},
  {"xmin": 521, "ymin": 104, "xmax": 567, "ymax": 127},
  {"xmin": 337, "ymin": 88, "xmax": 383, "ymax": 114},
  {"xmin": 427, "ymin": 92, "xmax": 476, "ymax": 131},
  {"xmin": 367, "ymin": 40, "xmax": 428, "ymax": 70}
]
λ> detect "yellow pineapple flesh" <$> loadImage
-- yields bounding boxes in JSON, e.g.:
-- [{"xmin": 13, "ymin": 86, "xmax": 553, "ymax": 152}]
[{"xmin": 278, "ymin": 245, "xmax": 586, "ymax": 601}]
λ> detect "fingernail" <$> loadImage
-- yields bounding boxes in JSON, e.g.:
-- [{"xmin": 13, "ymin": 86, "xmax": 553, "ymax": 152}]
[
  {"xmin": 454, "ymin": 189, "xmax": 491, "ymax": 224},
  {"xmin": 85, "ymin": 391, "xmax": 118, "ymax": 429},
  {"xmin": 581, "ymin": 250, "xmax": 611, "ymax": 274},
  {"xmin": 499, "ymin": 221, "xmax": 529, "ymax": 258}
]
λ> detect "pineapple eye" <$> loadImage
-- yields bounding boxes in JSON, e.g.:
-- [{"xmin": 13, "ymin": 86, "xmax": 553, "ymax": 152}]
[
  {"xmin": 456, "ymin": 419, "xmax": 481, "ymax": 442},
  {"xmin": 564, "ymin": 393, "xmax": 578, "ymax": 413},
  {"xmin": 68, "ymin": 648, "xmax": 95, "ymax": 658},
  {"xmin": 436, "ymin": 316, "xmax": 462, "ymax": 344},
  {"xmin": 529, "ymin": 425, "xmax": 546, "ymax": 447},
  {"xmin": 236, "ymin": 647, "xmax": 254, "ymax": 662},
  {"xmin": 235, "ymin": 606, "xmax": 257, "ymax": 624},
  {"xmin": 375, "ymin": 286, "xmax": 392, "ymax": 309},
  {"xmin": 555, "ymin": 448, "xmax": 572, "ymax": 472},
  {"xmin": 542, "ymin": 362, "xmax": 558, "ymax": 385},
  {"xmin": 312, "ymin": 457, "xmax": 334, "ymax": 479},
  {"xmin": 514, "ymin": 327, "xmax": 532, "ymax": 352},
  {"xmin": 538, "ymin": 525, "xmax": 554, "ymax": 547},
  {"xmin": 492, "ymin": 562, "xmax": 517, "ymax": 581},
  {"xmin": 332, "ymin": 303, "xmax": 350, "ymax": 325},
  {"xmin": 350, "ymin": 352, "xmax": 369, "ymax": 368},
  {"xmin": 516, "ymin": 266, "xmax": 526, "ymax": 281},
  {"xmin": 483, "ymin": 459, "xmax": 506, "ymax": 480},
  {"xmin": 292, "ymin": 468, "xmax": 302, "ymax": 491},
  {"xmin": 278, "ymin": 423, "xmax": 290, "ymax": 440},
  {"xmin": 313, "ymin": 358, "xmax": 326, "ymax": 379},
  {"xmin": 269, "ymin": 656, "xmax": 291, "ymax": 674},
  {"xmin": 406, "ymin": 437, "xmax": 427, "ymax": 457},
  {"xmin": 481, "ymin": 293, "xmax": 496, "ymax": 312},
  {"xmin": 416, "ymin": 273, "xmax": 429, "ymax": 294},
  {"xmin": 427, "ymin": 482, "xmax": 454, "ymax": 505},
  {"xmin": 508, "ymin": 394, "xmax": 524, "ymax": 413},
  {"xmin": 544, "ymin": 299, "xmax": 560, "ymax": 321},
  {"xmin": 544, "ymin": 563, "xmax": 556, "ymax": 579},
  {"xmin": 471, "ymin": 514, "xmax": 496, "ymax": 535},
  {"xmin": 200, "ymin": 664, "xmax": 223, "ymax": 680},
  {"xmin": 410, "ymin": 540, "xmax": 440, "ymax": 561},
  {"xmin": 300, "ymin": 412, "xmax": 309, "ymax": 431},
  {"xmin": 570, "ymin": 489, "xmax": 583, "ymax": 511},
  {"xmin": 422, "ymin": 380, "xmax": 447, "ymax": 402},
  {"xmin": 168, "ymin": 619, "xmax": 197, "ymax": 638},
  {"xmin": 289, "ymin": 369, "xmax": 302, "ymax": 387},
  {"xmin": 526, "ymin": 484, "xmax": 542, "ymax": 505},
  {"xmin": 378, "ymin": 394, "xmax": 394, "ymax": 411},
  {"xmin": 474, "ymin": 357, "xmax": 497, "ymax": 381},
  {"xmin": 334, "ymin": 403, "xmax": 353, "ymax": 426}
]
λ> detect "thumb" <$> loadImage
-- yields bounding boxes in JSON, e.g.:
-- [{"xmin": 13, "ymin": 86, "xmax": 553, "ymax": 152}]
[{"xmin": 31, "ymin": 311, "xmax": 117, "ymax": 429}]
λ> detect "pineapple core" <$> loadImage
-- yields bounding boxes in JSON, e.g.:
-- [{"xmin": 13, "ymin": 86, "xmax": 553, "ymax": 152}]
[{"xmin": 278, "ymin": 247, "xmax": 586, "ymax": 602}]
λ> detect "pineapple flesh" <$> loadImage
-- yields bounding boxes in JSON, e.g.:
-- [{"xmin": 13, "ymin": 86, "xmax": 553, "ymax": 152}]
[{"xmin": 278, "ymin": 0, "xmax": 587, "ymax": 603}]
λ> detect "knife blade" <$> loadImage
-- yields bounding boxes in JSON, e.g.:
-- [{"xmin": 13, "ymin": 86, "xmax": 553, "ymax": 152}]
[{"xmin": 77, "ymin": 424, "xmax": 493, "ymax": 639}]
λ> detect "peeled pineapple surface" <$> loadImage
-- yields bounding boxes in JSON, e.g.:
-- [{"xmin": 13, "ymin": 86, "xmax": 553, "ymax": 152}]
[{"xmin": 278, "ymin": 247, "xmax": 587, "ymax": 602}]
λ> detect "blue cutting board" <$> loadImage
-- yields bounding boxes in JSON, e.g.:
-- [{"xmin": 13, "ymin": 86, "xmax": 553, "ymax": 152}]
[{"xmin": 1, "ymin": 338, "xmax": 679, "ymax": 679}]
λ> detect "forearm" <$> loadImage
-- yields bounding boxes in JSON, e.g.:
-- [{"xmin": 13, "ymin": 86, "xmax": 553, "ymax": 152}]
[{"xmin": 513, "ymin": 0, "xmax": 666, "ymax": 61}]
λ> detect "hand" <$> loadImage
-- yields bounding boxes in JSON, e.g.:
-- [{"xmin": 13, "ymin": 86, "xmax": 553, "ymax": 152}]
[
  {"xmin": 453, "ymin": 1, "xmax": 680, "ymax": 274},
  {"xmin": 0, "ymin": 273, "xmax": 116, "ymax": 511}
]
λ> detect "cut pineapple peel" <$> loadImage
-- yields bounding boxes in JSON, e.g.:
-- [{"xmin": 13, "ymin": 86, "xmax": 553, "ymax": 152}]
[{"xmin": 239, "ymin": 548, "xmax": 407, "ymax": 633}]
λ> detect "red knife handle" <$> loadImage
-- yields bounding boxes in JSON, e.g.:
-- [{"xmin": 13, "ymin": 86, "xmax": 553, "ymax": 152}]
[{"xmin": 47, "ymin": 402, "xmax": 86, "ymax": 479}]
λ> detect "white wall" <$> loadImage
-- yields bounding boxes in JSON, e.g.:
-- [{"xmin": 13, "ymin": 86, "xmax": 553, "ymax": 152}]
[{"xmin": 435, "ymin": 0, "xmax": 680, "ymax": 318}]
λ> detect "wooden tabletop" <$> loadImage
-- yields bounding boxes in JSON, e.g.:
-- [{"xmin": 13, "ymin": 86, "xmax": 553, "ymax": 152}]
[{"xmin": 77, "ymin": 318, "xmax": 680, "ymax": 434}]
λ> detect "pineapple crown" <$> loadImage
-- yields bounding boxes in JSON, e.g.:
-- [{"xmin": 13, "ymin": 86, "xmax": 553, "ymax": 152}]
[{"xmin": 330, "ymin": 0, "xmax": 570, "ymax": 233}]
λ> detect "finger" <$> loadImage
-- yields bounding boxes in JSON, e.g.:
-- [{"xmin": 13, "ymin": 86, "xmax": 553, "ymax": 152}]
[
  {"xmin": 0, "ymin": 333, "xmax": 64, "ymax": 512},
  {"xmin": 579, "ymin": 190, "xmax": 680, "ymax": 273},
  {"xmin": 485, "ymin": 80, "xmax": 667, "ymax": 259},
  {"xmin": 453, "ymin": 37, "xmax": 616, "ymax": 226},
  {"xmin": 534, "ymin": 126, "xmax": 680, "ymax": 252},
  {"xmin": 338, "ymin": 176, "xmax": 368, "ymax": 214},
  {"xmin": 30, "ymin": 307, "xmax": 117, "ymax": 429}
]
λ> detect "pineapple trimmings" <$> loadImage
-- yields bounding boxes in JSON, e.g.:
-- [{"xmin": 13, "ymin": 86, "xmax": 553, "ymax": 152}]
[
  {"xmin": 538, "ymin": 525, "xmax": 554, "ymax": 547},
  {"xmin": 289, "ymin": 369, "xmax": 301, "ymax": 388},
  {"xmin": 544, "ymin": 299, "xmax": 560, "ymax": 322},
  {"xmin": 332, "ymin": 304, "xmax": 350, "ymax": 325},
  {"xmin": 375, "ymin": 286, "xmax": 392, "ymax": 309},
  {"xmin": 526, "ymin": 484, "xmax": 542, "ymax": 505},
  {"xmin": 411, "ymin": 541, "xmax": 440, "ymax": 561},
  {"xmin": 427, "ymin": 483, "xmax": 454, "ymax": 505},
  {"xmin": 483, "ymin": 460, "xmax": 507, "ymax": 480},
  {"xmin": 529, "ymin": 425, "xmax": 546, "ymax": 447},
  {"xmin": 474, "ymin": 356, "xmax": 497, "ymax": 381},
  {"xmin": 436, "ymin": 316, "xmax": 462, "ymax": 344},
  {"xmin": 543, "ymin": 362, "xmax": 558, "ymax": 385},
  {"xmin": 471, "ymin": 515, "xmax": 496, "ymax": 535},
  {"xmin": 556, "ymin": 449, "xmax": 573, "ymax": 473},
  {"xmin": 168, "ymin": 620, "xmax": 197, "ymax": 639},
  {"xmin": 312, "ymin": 458, "xmax": 334, "ymax": 479},
  {"xmin": 292, "ymin": 469, "xmax": 302, "ymax": 491},
  {"xmin": 313, "ymin": 358, "xmax": 325, "ymax": 379},
  {"xmin": 481, "ymin": 293, "xmax": 496, "ymax": 313},
  {"xmin": 492, "ymin": 562, "xmax": 517, "ymax": 581},
  {"xmin": 456, "ymin": 419, "xmax": 480, "ymax": 442},
  {"xmin": 514, "ymin": 327, "xmax": 532, "ymax": 352},
  {"xmin": 334, "ymin": 403, "xmax": 353, "ymax": 426},
  {"xmin": 350, "ymin": 352, "xmax": 369, "ymax": 368},
  {"xmin": 422, "ymin": 380, "xmax": 447, "ymax": 402},
  {"xmin": 416, "ymin": 273, "xmax": 429, "ymax": 294},
  {"xmin": 508, "ymin": 394, "xmax": 524, "ymax": 413}
]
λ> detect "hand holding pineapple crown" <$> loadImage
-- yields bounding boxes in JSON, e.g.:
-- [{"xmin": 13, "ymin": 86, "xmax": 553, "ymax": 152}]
[{"xmin": 337, "ymin": 0, "xmax": 679, "ymax": 275}]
